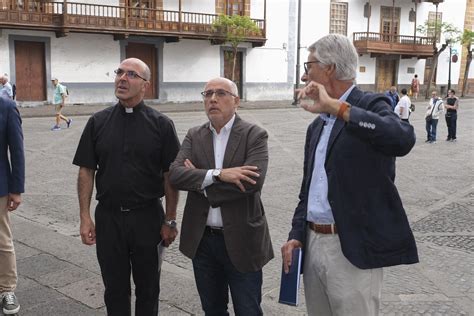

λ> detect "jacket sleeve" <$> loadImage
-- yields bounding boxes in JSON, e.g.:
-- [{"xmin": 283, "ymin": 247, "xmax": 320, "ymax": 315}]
[
  {"xmin": 347, "ymin": 95, "xmax": 415, "ymax": 157},
  {"xmin": 287, "ymin": 122, "xmax": 314, "ymax": 244},
  {"xmin": 7, "ymin": 105, "xmax": 25, "ymax": 193},
  {"xmin": 205, "ymin": 127, "xmax": 268, "ymax": 207},
  {"xmin": 168, "ymin": 128, "xmax": 208, "ymax": 192}
]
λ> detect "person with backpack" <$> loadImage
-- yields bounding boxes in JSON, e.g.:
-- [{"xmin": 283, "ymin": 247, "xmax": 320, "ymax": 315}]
[{"xmin": 51, "ymin": 77, "xmax": 72, "ymax": 131}]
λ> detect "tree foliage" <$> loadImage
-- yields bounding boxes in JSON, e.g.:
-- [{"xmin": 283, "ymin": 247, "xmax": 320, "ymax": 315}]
[
  {"xmin": 212, "ymin": 14, "xmax": 261, "ymax": 81},
  {"xmin": 416, "ymin": 21, "xmax": 461, "ymax": 98}
]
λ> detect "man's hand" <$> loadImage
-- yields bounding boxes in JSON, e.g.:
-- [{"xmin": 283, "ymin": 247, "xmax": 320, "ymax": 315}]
[
  {"xmin": 160, "ymin": 224, "xmax": 178, "ymax": 247},
  {"xmin": 296, "ymin": 81, "xmax": 339, "ymax": 115},
  {"xmin": 80, "ymin": 216, "xmax": 96, "ymax": 245},
  {"xmin": 7, "ymin": 193, "xmax": 21, "ymax": 212},
  {"xmin": 219, "ymin": 166, "xmax": 260, "ymax": 192},
  {"xmin": 184, "ymin": 159, "xmax": 196, "ymax": 169},
  {"xmin": 281, "ymin": 239, "xmax": 303, "ymax": 274}
]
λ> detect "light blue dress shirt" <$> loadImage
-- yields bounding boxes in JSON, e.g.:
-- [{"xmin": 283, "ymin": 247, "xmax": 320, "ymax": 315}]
[{"xmin": 307, "ymin": 85, "xmax": 355, "ymax": 224}]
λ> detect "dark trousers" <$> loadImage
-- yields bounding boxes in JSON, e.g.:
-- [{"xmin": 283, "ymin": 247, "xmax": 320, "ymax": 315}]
[
  {"xmin": 192, "ymin": 231, "xmax": 263, "ymax": 316},
  {"xmin": 95, "ymin": 201, "xmax": 164, "ymax": 316},
  {"xmin": 445, "ymin": 113, "xmax": 457, "ymax": 140},
  {"xmin": 425, "ymin": 118, "xmax": 438, "ymax": 141}
]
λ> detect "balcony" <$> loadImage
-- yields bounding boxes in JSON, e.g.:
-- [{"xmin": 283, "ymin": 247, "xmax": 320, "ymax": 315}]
[
  {"xmin": 0, "ymin": 1, "xmax": 266, "ymax": 46},
  {"xmin": 353, "ymin": 32, "xmax": 435, "ymax": 58}
]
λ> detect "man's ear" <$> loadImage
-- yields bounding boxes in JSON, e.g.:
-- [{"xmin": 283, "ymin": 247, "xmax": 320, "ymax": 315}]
[
  {"xmin": 143, "ymin": 81, "xmax": 151, "ymax": 91},
  {"xmin": 234, "ymin": 96, "xmax": 240, "ymax": 108}
]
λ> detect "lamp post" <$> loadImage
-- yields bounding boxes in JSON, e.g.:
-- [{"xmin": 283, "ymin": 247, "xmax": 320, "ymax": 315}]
[
  {"xmin": 292, "ymin": 0, "xmax": 302, "ymax": 106},
  {"xmin": 447, "ymin": 42, "xmax": 452, "ymax": 94}
]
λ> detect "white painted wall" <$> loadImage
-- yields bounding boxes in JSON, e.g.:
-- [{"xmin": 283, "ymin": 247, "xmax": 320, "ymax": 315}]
[
  {"xmin": 357, "ymin": 55, "xmax": 376, "ymax": 85},
  {"xmin": 51, "ymin": 33, "xmax": 119, "ymax": 83},
  {"xmin": 163, "ymin": 39, "xmax": 220, "ymax": 82},
  {"xmin": 0, "ymin": 32, "xmax": 9, "ymax": 75},
  {"xmin": 246, "ymin": 47, "xmax": 287, "ymax": 82}
]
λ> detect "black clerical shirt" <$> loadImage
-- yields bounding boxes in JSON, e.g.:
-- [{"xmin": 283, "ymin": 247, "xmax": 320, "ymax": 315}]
[{"xmin": 73, "ymin": 101, "xmax": 180, "ymax": 207}]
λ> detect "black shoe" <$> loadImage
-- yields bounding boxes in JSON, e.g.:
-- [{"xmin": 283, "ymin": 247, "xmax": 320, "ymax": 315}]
[
  {"xmin": 446, "ymin": 138, "xmax": 451, "ymax": 141},
  {"xmin": 425, "ymin": 139, "xmax": 431, "ymax": 143}
]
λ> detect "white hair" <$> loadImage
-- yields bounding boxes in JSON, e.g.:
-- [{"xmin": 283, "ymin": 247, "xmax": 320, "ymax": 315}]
[{"xmin": 308, "ymin": 34, "xmax": 358, "ymax": 81}]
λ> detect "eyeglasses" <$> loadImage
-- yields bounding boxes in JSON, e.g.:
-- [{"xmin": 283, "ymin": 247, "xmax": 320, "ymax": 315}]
[
  {"xmin": 303, "ymin": 61, "xmax": 322, "ymax": 74},
  {"xmin": 201, "ymin": 89, "xmax": 237, "ymax": 99},
  {"xmin": 114, "ymin": 68, "xmax": 147, "ymax": 81}
]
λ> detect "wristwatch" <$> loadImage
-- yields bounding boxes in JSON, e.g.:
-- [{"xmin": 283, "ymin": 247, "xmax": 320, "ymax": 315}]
[
  {"xmin": 212, "ymin": 169, "xmax": 221, "ymax": 182},
  {"xmin": 164, "ymin": 219, "xmax": 177, "ymax": 229}
]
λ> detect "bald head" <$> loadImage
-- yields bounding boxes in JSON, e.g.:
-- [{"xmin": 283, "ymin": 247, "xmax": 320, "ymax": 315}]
[
  {"xmin": 205, "ymin": 77, "xmax": 238, "ymax": 96},
  {"xmin": 122, "ymin": 58, "xmax": 151, "ymax": 81}
]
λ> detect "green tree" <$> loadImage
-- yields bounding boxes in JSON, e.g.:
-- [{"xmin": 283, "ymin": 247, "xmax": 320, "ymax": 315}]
[
  {"xmin": 460, "ymin": 29, "xmax": 474, "ymax": 97},
  {"xmin": 212, "ymin": 14, "xmax": 261, "ymax": 82},
  {"xmin": 417, "ymin": 21, "xmax": 461, "ymax": 98}
]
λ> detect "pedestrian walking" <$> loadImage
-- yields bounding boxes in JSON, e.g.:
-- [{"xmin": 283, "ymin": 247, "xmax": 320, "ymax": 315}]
[
  {"xmin": 384, "ymin": 86, "xmax": 400, "ymax": 110},
  {"xmin": 169, "ymin": 77, "xmax": 273, "ymax": 315},
  {"xmin": 444, "ymin": 89, "xmax": 459, "ymax": 142},
  {"xmin": 411, "ymin": 74, "xmax": 420, "ymax": 100},
  {"xmin": 72, "ymin": 58, "xmax": 180, "ymax": 316},
  {"xmin": 51, "ymin": 77, "xmax": 72, "ymax": 131},
  {"xmin": 395, "ymin": 88, "xmax": 411, "ymax": 122},
  {"xmin": 0, "ymin": 97, "xmax": 25, "ymax": 315},
  {"xmin": 281, "ymin": 34, "xmax": 418, "ymax": 316}
]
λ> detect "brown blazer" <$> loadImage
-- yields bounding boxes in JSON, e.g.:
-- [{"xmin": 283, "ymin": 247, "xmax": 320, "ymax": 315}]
[{"xmin": 169, "ymin": 115, "xmax": 274, "ymax": 273}]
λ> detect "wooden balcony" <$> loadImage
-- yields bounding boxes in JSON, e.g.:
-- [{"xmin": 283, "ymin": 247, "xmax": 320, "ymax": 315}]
[
  {"xmin": 0, "ymin": 1, "xmax": 266, "ymax": 46},
  {"xmin": 353, "ymin": 32, "xmax": 435, "ymax": 58}
]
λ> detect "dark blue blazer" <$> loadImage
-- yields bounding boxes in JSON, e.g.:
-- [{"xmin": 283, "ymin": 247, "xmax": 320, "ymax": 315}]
[
  {"xmin": 0, "ymin": 97, "xmax": 25, "ymax": 197},
  {"xmin": 288, "ymin": 87, "xmax": 419, "ymax": 269}
]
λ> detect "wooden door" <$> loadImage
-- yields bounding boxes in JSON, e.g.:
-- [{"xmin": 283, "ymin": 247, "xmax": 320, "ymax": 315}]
[
  {"xmin": 376, "ymin": 59, "xmax": 397, "ymax": 93},
  {"xmin": 224, "ymin": 50, "xmax": 243, "ymax": 98},
  {"xmin": 125, "ymin": 42, "xmax": 157, "ymax": 99},
  {"xmin": 15, "ymin": 41, "xmax": 46, "ymax": 101}
]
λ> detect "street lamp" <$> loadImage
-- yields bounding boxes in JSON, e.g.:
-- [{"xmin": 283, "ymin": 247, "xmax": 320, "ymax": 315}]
[{"xmin": 446, "ymin": 35, "xmax": 452, "ymax": 94}]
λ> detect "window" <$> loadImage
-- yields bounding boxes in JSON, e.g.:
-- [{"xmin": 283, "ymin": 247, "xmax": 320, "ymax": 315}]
[
  {"xmin": 330, "ymin": 2, "xmax": 348, "ymax": 35},
  {"xmin": 428, "ymin": 11, "xmax": 442, "ymax": 43},
  {"xmin": 226, "ymin": 0, "xmax": 244, "ymax": 16}
]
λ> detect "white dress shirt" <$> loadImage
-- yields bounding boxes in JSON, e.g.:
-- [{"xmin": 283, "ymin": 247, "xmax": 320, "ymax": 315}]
[{"xmin": 201, "ymin": 114, "xmax": 236, "ymax": 227}]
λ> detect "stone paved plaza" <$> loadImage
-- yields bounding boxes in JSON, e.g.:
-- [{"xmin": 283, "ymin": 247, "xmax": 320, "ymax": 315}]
[{"xmin": 6, "ymin": 100, "xmax": 474, "ymax": 315}]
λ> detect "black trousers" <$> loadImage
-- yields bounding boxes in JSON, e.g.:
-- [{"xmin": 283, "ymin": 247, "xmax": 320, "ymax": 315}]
[{"xmin": 95, "ymin": 200, "xmax": 164, "ymax": 316}]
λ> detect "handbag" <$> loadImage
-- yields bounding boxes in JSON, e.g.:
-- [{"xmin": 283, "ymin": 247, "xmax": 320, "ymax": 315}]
[{"xmin": 425, "ymin": 99, "xmax": 438, "ymax": 122}]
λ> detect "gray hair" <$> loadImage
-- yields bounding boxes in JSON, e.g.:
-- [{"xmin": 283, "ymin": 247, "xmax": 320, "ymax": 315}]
[
  {"xmin": 206, "ymin": 77, "xmax": 238, "ymax": 96},
  {"xmin": 308, "ymin": 34, "xmax": 358, "ymax": 81}
]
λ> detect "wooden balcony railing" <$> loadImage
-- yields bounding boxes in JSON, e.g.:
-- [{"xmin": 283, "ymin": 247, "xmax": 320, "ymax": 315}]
[
  {"xmin": 0, "ymin": 1, "xmax": 266, "ymax": 46},
  {"xmin": 353, "ymin": 32, "xmax": 435, "ymax": 58}
]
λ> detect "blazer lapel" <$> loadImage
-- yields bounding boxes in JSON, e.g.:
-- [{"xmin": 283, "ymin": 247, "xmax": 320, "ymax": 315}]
[
  {"xmin": 200, "ymin": 124, "xmax": 215, "ymax": 168},
  {"xmin": 223, "ymin": 115, "xmax": 242, "ymax": 168},
  {"xmin": 326, "ymin": 87, "xmax": 364, "ymax": 159},
  {"xmin": 308, "ymin": 119, "xmax": 325, "ymax": 172}
]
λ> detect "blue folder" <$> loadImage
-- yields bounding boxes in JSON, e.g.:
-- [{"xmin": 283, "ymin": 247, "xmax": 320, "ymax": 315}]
[{"xmin": 278, "ymin": 247, "xmax": 303, "ymax": 306}]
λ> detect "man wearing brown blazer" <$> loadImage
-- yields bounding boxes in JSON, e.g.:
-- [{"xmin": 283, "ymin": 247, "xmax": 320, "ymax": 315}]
[{"xmin": 169, "ymin": 77, "xmax": 273, "ymax": 315}]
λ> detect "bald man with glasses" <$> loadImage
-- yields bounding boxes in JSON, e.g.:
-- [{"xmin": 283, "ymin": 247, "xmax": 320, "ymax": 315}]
[
  {"xmin": 73, "ymin": 58, "xmax": 180, "ymax": 316},
  {"xmin": 169, "ymin": 77, "xmax": 273, "ymax": 315}
]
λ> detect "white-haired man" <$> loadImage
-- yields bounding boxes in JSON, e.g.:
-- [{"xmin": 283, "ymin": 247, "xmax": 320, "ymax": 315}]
[{"xmin": 281, "ymin": 34, "xmax": 418, "ymax": 315}]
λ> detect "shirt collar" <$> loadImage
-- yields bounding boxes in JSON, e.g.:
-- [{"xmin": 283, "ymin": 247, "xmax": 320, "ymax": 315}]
[
  {"xmin": 324, "ymin": 84, "xmax": 356, "ymax": 121},
  {"xmin": 210, "ymin": 114, "xmax": 236, "ymax": 135},
  {"xmin": 120, "ymin": 100, "xmax": 145, "ymax": 114}
]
